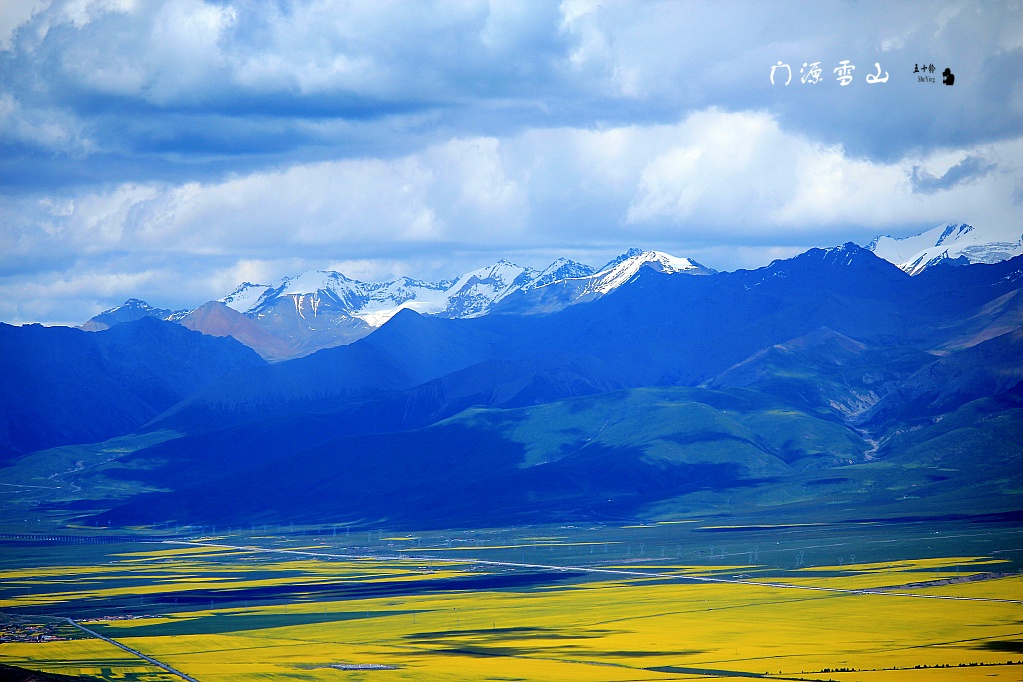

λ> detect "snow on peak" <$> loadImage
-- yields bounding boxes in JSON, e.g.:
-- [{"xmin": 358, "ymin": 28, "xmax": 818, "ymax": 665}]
[
  {"xmin": 351, "ymin": 277, "xmax": 453, "ymax": 327},
  {"xmin": 218, "ymin": 250, "xmax": 717, "ymax": 330},
  {"xmin": 116, "ymin": 298, "xmax": 156, "ymax": 312},
  {"xmin": 81, "ymin": 298, "xmax": 190, "ymax": 330},
  {"xmin": 598, "ymin": 247, "xmax": 645, "ymax": 272},
  {"xmin": 815, "ymin": 242, "xmax": 871, "ymax": 266},
  {"xmin": 524, "ymin": 258, "xmax": 595, "ymax": 290},
  {"xmin": 276, "ymin": 270, "xmax": 356, "ymax": 297},
  {"xmin": 935, "ymin": 223, "xmax": 974, "ymax": 246},
  {"xmin": 867, "ymin": 223, "xmax": 1023, "ymax": 275},
  {"xmin": 588, "ymin": 250, "xmax": 713, "ymax": 295},
  {"xmin": 457, "ymin": 259, "xmax": 534, "ymax": 286},
  {"xmin": 440, "ymin": 260, "xmax": 540, "ymax": 318},
  {"xmin": 109, "ymin": 298, "xmax": 190, "ymax": 318},
  {"xmin": 226, "ymin": 261, "xmax": 546, "ymax": 327},
  {"xmin": 220, "ymin": 282, "xmax": 271, "ymax": 313},
  {"xmin": 223, "ymin": 271, "xmax": 368, "ymax": 314}
]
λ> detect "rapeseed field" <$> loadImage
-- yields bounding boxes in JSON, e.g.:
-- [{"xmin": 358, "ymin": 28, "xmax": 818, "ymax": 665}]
[{"xmin": 1, "ymin": 539, "xmax": 1020, "ymax": 681}]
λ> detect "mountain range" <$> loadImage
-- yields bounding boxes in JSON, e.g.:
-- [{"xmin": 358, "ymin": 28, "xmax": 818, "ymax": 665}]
[
  {"xmin": 866, "ymin": 222, "xmax": 1023, "ymax": 275},
  {"xmin": 80, "ymin": 224, "xmax": 1020, "ymax": 362},
  {"xmin": 83, "ymin": 249, "xmax": 712, "ymax": 359},
  {"xmin": 5, "ymin": 240, "xmax": 1022, "ymax": 531}
]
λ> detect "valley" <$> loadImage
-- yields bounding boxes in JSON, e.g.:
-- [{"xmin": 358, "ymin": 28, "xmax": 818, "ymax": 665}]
[
  {"xmin": 2, "ymin": 247, "xmax": 1021, "ymax": 681},
  {"xmin": 4, "ymin": 2, "xmax": 1020, "ymax": 680},
  {"xmin": 1, "ymin": 520, "xmax": 1021, "ymax": 681}
]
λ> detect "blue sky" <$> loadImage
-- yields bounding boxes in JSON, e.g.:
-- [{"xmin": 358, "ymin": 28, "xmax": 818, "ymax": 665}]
[{"xmin": 1, "ymin": 0, "xmax": 1021, "ymax": 324}]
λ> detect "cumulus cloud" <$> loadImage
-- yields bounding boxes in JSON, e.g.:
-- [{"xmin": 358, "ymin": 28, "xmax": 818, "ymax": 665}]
[
  {"xmin": 6, "ymin": 111, "xmax": 1020, "ymax": 283},
  {"xmin": 2, "ymin": 0, "xmax": 1019, "ymax": 161}
]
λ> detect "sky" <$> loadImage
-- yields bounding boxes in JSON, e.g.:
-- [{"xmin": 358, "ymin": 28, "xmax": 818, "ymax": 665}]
[{"xmin": 1, "ymin": 0, "xmax": 1021, "ymax": 325}]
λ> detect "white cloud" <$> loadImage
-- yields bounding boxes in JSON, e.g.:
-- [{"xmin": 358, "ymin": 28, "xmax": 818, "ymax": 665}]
[
  {"xmin": 0, "ymin": 94, "xmax": 92, "ymax": 152},
  {"xmin": 25, "ymin": 0, "xmax": 555, "ymax": 103},
  {"xmin": 620, "ymin": 110, "xmax": 1023, "ymax": 238},
  {"xmin": 58, "ymin": 0, "xmax": 137, "ymax": 28},
  {"xmin": 2, "ymin": 0, "xmax": 1020, "ymax": 325},
  {"xmin": 69, "ymin": 184, "xmax": 161, "ymax": 249},
  {"xmin": 17, "ymin": 135, "xmax": 529, "ymax": 261},
  {"xmin": 203, "ymin": 257, "xmax": 312, "ymax": 292},
  {"xmin": 0, "ymin": 0, "xmax": 48, "ymax": 50},
  {"xmin": 50, "ymin": 0, "xmax": 236, "ymax": 102},
  {"xmin": 7, "ymin": 110, "xmax": 1020, "ymax": 276},
  {"xmin": 149, "ymin": 157, "xmax": 444, "ymax": 248},
  {"xmin": 1, "ymin": 0, "xmax": 1017, "ymax": 169},
  {"xmin": 419, "ymin": 137, "xmax": 528, "ymax": 234},
  {"xmin": 0, "ymin": 266, "xmax": 159, "ymax": 326},
  {"xmin": 626, "ymin": 110, "xmax": 799, "ymax": 228}
]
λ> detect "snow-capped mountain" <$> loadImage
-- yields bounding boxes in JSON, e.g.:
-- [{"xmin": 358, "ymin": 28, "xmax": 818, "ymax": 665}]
[
  {"xmin": 209, "ymin": 259, "xmax": 565, "ymax": 355},
  {"xmin": 221, "ymin": 282, "xmax": 272, "ymax": 312},
  {"xmin": 434, "ymin": 260, "xmax": 539, "ymax": 319},
  {"xmin": 223, "ymin": 260, "xmax": 538, "ymax": 327},
  {"xmin": 83, "ymin": 248, "xmax": 713, "ymax": 359},
  {"xmin": 867, "ymin": 223, "xmax": 1023, "ymax": 275},
  {"xmin": 584, "ymin": 250, "xmax": 713, "ymax": 295},
  {"xmin": 79, "ymin": 298, "xmax": 190, "ymax": 331},
  {"xmin": 523, "ymin": 258, "xmax": 596, "ymax": 290},
  {"xmin": 491, "ymin": 250, "xmax": 714, "ymax": 316},
  {"xmin": 217, "ymin": 249, "xmax": 714, "ymax": 355}
]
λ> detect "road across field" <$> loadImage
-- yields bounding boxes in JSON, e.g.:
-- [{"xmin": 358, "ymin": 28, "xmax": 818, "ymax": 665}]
[
  {"xmin": 67, "ymin": 618, "xmax": 201, "ymax": 682},
  {"xmin": 167, "ymin": 539, "xmax": 1023, "ymax": 605}
]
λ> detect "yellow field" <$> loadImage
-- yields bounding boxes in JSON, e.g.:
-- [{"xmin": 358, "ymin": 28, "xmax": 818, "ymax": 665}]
[
  {"xmin": 1, "ymin": 543, "xmax": 1020, "ymax": 681},
  {"xmin": 0, "ymin": 637, "xmax": 177, "ymax": 681}
]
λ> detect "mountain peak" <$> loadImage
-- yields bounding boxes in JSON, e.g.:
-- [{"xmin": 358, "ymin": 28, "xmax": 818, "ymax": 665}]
[
  {"xmin": 936, "ymin": 223, "xmax": 973, "ymax": 246},
  {"xmin": 213, "ymin": 250, "xmax": 716, "ymax": 342},
  {"xmin": 825, "ymin": 241, "xmax": 867, "ymax": 258},
  {"xmin": 794, "ymin": 243, "xmax": 885, "ymax": 268},
  {"xmin": 221, "ymin": 282, "xmax": 271, "ymax": 312},
  {"xmin": 599, "ymin": 248, "xmax": 645, "ymax": 272},
  {"xmin": 81, "ymin": 298, "xmax": 190, "ymax": 332},
  {"xmin": 585, "ymin": 249, "xmax": 713, "ymax": 295},
  {"xmin": 276, "ymin": 270, "xmax": 356, "ymax": 296},
  {"xmin": 180, "ymin": 301, "xmax": 296, "ymax": 361},
  {"xmin": 524, "ymin": 258, "xmax": 596, "ymax": 290},
  {"xmin": 866, "ymin": 223, "xmax": 1023, "ymax": 275}
]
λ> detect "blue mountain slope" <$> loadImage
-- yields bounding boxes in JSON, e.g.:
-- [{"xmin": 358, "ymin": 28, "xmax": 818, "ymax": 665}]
[
  {"xmin": 151, "ymin": 309, "xmax": 506, "ymax": 431},
  {"xmin": 95, "ymin": 386, "xmax": 867, "ymax": 529},
  {"xmin": 147, "ymin": 249, "xmax": 1023, "ymax": 445},
  {"xmin": 0, "ymin": 317, "xmax": 264, "ymax": 460}
]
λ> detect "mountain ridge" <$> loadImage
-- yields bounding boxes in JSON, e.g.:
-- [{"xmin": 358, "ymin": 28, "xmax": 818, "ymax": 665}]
[
  {"xmin": 84, "ymin": 248, "xmax": 713, "ymax": 359},
  {"xmin": 0, "ymin": 317, "xmax": 264, "ymax": 461},
  {"xmin": 4, "ymin": 250, "xmax": 1022, "ymax": 530},
  {"xmin": 867, "ymin": 223, "xmax": 1023, "ymax": 275}
]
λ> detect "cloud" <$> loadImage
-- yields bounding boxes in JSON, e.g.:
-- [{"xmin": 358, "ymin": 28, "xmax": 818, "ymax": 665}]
[
  {"xmin": 0, "ymin": 94, "xmax": 92, "ymax": 152},
  {"xmin": 911, "ymin": 155, "xmax": 999, "ymax": 194},
  {"xmin": 0, "ymin": 0, "xmax": 48, "ymax": 50},
  {"xmin": 0, "ymin": 259, "xmax": 169, "ymax": 326},
  {"xmin": 626, "ymin": 111, "xmax": 799, "ymax": 228},
  {"xmin": 10, "ymin": 0, "xmax": 568, "ymax": 107},
  {"xmin": 7, "ymin": 111, "xmax": 1020, "ymax": 274},
  {"xmin": 2, "ymin": 1, "xmax": 1019, "ymax": 166}
]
